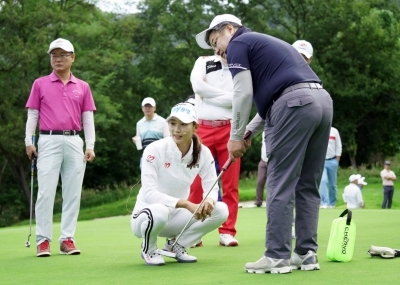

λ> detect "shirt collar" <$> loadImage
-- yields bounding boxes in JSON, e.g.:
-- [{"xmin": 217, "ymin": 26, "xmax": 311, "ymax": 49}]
[
  {"xmin": 166, "ymin": 137, "xmax": 194, "ymax": 165},
  {"xmin": 50, "ymin": 71, "xmax": 77, "ymax": 83},
  {"xmin": 230, "ymin": 26, "xmax": 252, "ymax": 44},
  {"xmin": 145, "ymin": 114, "xmax": 158, "ymax": 121}
]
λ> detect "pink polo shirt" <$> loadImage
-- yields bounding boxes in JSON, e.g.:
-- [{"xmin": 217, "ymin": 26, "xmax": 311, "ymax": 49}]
[{"xmin": 25, "ymin": 71, "xmax": 96, "ymax": 131}]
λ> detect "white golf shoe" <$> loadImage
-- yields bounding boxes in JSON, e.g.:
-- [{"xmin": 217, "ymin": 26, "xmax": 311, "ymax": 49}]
[
  {"xmin": 164, "ymin": 239, "xmax": 197, "ymax": 263},
  {"xmin": 291, "ymin": 250, "xmax": 320, "ymax": 271},
  {"xmin": 245, "ymin": 256, "xmax": 292, "ymax": 274},
  {"xmin": 141, "ymin": 249, "xmax": 165, "ymax": 266},
  {"xmin": 219, "ymin": 234, "xmax": 239, "ymax": 247}
]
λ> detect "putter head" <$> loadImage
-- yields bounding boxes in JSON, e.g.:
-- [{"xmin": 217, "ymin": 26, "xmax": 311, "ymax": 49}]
[
  {"xmin": 25, "ymin": 241, "xmax": 30, "ymax": 247},
  {"xmin": 158, "ymin": 249, "xmax": 176, "ymax": 259},
  {"xmin": 368, "ymin": 245, "xmax": 396, "ymax": 258}
]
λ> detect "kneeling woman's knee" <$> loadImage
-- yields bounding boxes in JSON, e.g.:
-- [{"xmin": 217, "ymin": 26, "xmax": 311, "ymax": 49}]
[
  {"xmin": 131, "ymin": 204, "xmax": 170, "ymax": 237},
  {"xmin": 214, "ymin": 202, "xmax": 229, "ymax": 222}
]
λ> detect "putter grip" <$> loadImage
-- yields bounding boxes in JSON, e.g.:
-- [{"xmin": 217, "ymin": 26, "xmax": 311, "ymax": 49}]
[
  {"xmin": 243, "ymin": 130, "xmax": 252, "ymax": 140},
  {"xmin": 31, "ymin": 134, "xmax": 37, "ymax": 160},
  {"xmin": 222, "ymin": 132, "xmax": 252, "ymax": 172},
  {"xmin": 221, "ymin": 159, "xmax": 232, "ymax": 172}
]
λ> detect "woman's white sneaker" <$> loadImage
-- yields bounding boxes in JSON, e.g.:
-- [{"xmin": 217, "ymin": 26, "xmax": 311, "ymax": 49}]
[
  {"xmin": 164, "ymin": 239, "xmax": 197, "ymax": 263},
  {"xmin": 141, "ymin": 249, "xmax": 165, "ymax": 266}
]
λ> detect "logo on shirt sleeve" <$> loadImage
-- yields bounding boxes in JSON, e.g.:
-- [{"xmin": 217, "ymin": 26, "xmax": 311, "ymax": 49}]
[
  {"xmin": 228, "ymin": 63, "xmax": 246, "ymax": 70},
  {"xmin": 146, "ymin": 155, "xmax": 155, "ymax": 163},
  {"xmin": 164, "ymin": 162, "xmax": 170, "ymax": 168}
]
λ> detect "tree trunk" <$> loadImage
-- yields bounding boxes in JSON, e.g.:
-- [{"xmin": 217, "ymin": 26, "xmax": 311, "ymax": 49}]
[
  {"xmin": 349, "ymin": 154, "xmax": 357, "ymax": 169},
  {"xmin": 0, "ymin": 159, "xmax": 7, "ymax": 185}
]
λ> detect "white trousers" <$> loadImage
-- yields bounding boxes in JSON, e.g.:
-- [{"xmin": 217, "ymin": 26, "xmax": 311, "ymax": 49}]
[
  {"xmin": 130, "ymin": 202, "xmax": 228, "ymax": 253},
  {"xmin": 35, "ymin": 134, "xmax": 86, "ymax": 245}
]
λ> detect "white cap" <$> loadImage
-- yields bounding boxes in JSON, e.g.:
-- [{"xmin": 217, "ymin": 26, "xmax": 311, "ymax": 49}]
[
  {"xmin": 358, "ymin": 176, "xmax": 367, "ymax": 186},
  {"xmin": 141, "ymin": 97, "xmax": 156, "ymax": 107},
  {"xmin": 195, "ymin": 14, "xmax": 242, "ymax": 49},
  {"xmin": 48, "ymin": 38, "xmax": 74, "ymax": 54},
  {"xmin": 292, "ymin": 40, "xmax": 313, "ymax": 59},
  {"xmin": 349, "ymin": 174, "xmax": 361, "ymax": 183},
  {"xmin": 167, "ymin": 103, "xmax": 198, "ymax": 124}
]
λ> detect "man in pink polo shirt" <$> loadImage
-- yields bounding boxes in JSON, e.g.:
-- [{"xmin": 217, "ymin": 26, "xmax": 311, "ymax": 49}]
[{"xmin": 25, "ymin": 38, "xmax": 96, "ymax": 257}]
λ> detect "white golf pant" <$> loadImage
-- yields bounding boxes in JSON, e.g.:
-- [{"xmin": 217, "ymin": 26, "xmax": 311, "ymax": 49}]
[
  {"xmin": 130, "ymin": 202, "xmax": 228, "ymax": 253},
  {"xmin": 35, "ymin": 134, "xmax": 86, "ymax": 245}
]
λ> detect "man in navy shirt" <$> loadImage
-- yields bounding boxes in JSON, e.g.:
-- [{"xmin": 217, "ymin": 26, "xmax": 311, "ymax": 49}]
[{"xmin": 196, "ymin": 15, "xmax": 333, "ymax": 274}]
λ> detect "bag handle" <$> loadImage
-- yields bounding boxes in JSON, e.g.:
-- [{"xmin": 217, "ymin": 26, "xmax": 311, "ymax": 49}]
[{"xmin": 339, "ymin": 209, "xmax": 352, "ymax": 225}]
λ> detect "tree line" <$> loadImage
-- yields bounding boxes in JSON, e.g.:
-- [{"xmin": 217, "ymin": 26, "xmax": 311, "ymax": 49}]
[{"xmin": 1, "ymin": 0, "xmax": 400, "ymax": 224}]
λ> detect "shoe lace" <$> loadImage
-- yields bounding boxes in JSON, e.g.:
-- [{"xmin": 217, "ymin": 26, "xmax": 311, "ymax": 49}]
[
  {"xmin": 221, "ymin": 234, "xmax": 233, "ymax": 240},
  {"xmin": 171, "ymin": 242, "xmax": 186, "ymax": 254},
  {"xmin": 148, "ymin": 250, "xmax": 161, "ymax": 258},
  {"xmin": 63, "ymin": 239, "xmax": 75, "ymax": 248},
  {"xmin": 39, "ymin": 241, "xmax": 49, "ymax": 250}
]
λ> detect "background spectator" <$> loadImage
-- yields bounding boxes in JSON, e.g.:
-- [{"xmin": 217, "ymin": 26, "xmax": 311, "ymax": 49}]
[
  {"xmin": 380, "ymin": 161, "xmax": 396, "ymax": 209},
  {"xmin": 343, "ymin": 174, "xmax": 365, "ymax": 209}
]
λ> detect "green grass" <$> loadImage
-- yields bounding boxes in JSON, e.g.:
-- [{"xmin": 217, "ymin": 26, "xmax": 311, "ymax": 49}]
[
  {"xmin": 1, "ymin": 209, "xmax": 400, "ymax": 285},
  {"xmin": 13, "ymin": 171, "xmax": 398, "ymax": 227}
]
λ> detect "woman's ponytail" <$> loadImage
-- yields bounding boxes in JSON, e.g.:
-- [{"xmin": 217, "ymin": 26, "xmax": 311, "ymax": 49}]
[{"xmin": 187, "ymin": 133, "xmax": 202, "ymax": 169}]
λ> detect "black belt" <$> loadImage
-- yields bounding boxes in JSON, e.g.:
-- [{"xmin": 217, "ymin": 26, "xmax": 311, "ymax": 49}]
[
  {"xmin": 325, "ymin": 156, "xmax": 336, "ymax": 160},
  {"xmin": 40, "ymin": 130, "xmax": 80, "ymax": 136},
  {"xmin": 281, "ymin": 82, "xmax": 323, "ymax": 96}
]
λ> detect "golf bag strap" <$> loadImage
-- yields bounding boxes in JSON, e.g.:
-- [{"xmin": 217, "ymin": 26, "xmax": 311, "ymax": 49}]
[{"xmin": 339, "ymin": 209, "xmax": 352, "ymax": 225}]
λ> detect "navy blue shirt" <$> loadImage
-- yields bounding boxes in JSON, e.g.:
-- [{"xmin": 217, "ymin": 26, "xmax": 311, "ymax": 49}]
[{"xmin": 227, "ymin": 27, "xmax": 321, "ymax": 119}]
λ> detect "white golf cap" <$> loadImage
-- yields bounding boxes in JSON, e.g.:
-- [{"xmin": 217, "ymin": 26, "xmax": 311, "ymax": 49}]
[
  {"xmin": 349, "ymin": 174, "xmax": 361, "ymax": 183},
  {"xmin": 358, "ymin": 176, "xmax": 367, "ymax": 185},
  {"xmin": 48, "ymin": 38, "xmax": 74, "ymax": 54},
  {"xmin": 141, "ymin": 97, "xmax": 156, "ymax": 107},
  {"xmin": 167, "ymin": 103, "xmax": 198, "ymax": 124},
  {"xmin": 292, "ymin": 40, "xmax": 313, "ymax": 59},
  {"xmin": 195, "ymin": 14, "xmax": 242, "ymax": 49}
]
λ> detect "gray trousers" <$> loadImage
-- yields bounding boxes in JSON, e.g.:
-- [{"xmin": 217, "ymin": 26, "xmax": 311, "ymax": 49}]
[{"xmin": 264, "ymin": 88, "xmax": 333, "ymax": 259}]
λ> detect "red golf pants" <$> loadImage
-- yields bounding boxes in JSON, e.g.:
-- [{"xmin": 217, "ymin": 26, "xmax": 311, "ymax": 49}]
[{"xmin": 189, "ymin": 123, "xmax": 240, "ymax": 236}]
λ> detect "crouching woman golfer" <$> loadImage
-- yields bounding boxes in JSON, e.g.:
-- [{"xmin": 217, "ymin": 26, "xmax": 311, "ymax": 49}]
[{"xmin": 130, "ymin": 103, "xmax": 229, "ymax": 266}]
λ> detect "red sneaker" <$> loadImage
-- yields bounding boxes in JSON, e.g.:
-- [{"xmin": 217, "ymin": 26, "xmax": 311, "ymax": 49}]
[
  {"xmin": 37, "ymin": 240, "xmax": 51, "ymax": 257},
  {"xmin": 60, "ymin": 238, "xmax": 81, "ymax": 255}
]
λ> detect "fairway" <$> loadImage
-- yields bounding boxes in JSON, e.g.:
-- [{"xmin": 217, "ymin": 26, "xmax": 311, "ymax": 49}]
[{"xmin": 1, "ymin": 209, "xmax": 399, "ymax": 285}]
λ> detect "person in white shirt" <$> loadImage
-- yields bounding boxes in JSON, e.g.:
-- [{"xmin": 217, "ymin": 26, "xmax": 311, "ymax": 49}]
[
  {"xmin": 132, "ymin": 97, "xmax": 169, "ymax": 168},
  {"xmin": 188, "ymin": 54, "xmax": 240, "ymax": 247},
  {"xmin": 380, "ymin": 160, "xmax": 396, "ymax": 209},
  {"xmin": 320, "ymin": 127, "xmax": 342, "ymax": 208},
  {"xmin": 130, "ymin": 103, "xmax": 229, "ymax": 266},
  {"xmin": 343, "ymin": 174, "xmax": 365, "ymax": 209},
  {"xmin": 253, "ymin": 131, "xmax": 268, "ymax": 207}
]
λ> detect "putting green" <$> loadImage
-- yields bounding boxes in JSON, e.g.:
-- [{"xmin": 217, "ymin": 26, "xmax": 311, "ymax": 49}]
[{"xmin": 1, "ymin": 208, "xmax": 399, "ymax": 285}]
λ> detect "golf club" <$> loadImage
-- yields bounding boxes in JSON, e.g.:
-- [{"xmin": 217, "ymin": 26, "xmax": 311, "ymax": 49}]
[
  {"xmin": 25, "ymin": 133, "xmax": 36, "ymax": 248},
  {"xmin": 159, "ymin": 159, "xmax": 233, "ymax": 258}
]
